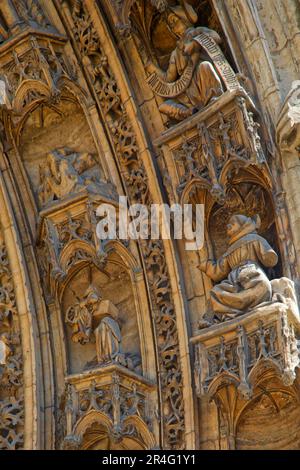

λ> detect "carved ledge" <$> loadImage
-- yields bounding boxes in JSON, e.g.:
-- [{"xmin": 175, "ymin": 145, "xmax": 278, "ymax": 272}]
[
  {"xmin": 61, "ymin": 364, "xmax": 157, "ymax": 450},
  {"xmin": 37, "ymin": 191, "xmax": 118, "ymax": 298},
  {"xmin": 66, "ymin": 363, "xmax": 156, "ymax": 391},
  {"xmin": 154, "ymin": 89, "xmax": 256, "ymax": 147},
  {"xmin": 154, "ymin": 89, "xmax": 266, "ymax": 205},
  {"xmin": 191, "ymin": 291, "xmax": 300, "ymax": 400}
]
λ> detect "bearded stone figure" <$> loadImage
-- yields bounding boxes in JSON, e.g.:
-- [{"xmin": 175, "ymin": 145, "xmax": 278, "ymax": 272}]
[
  {"xmin": 146, "ymin": 1, "xmax": 224, "ymax": 120},
  {"xmin": 199, "ymin": 214, "xmax": 278, "ymax": 321}
]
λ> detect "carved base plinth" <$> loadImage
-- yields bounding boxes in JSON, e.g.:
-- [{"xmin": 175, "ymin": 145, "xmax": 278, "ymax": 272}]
[
  {"xmin": 192, "ymin": 300, "xmax": 300, "ymax": 400},
  {"xmin": 61, "ymin": 364, "xmax": 157, "ymax": 450},
  {"xmin": 37, "ymin": 191, "xmax": 118, "ymax": 297},
  {"xmin": 154, "ymin": 89, "xmax": 265, "ymax": 206}
]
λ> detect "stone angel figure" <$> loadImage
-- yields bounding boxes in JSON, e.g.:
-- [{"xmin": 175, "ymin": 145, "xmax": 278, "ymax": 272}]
[
  {"xmin": 198, "ymin": 214, "xmax": 278, "ymax": 321},
  {"xmin": 65, "ymin": 288, "xmax": 93, "ymax": 345}
]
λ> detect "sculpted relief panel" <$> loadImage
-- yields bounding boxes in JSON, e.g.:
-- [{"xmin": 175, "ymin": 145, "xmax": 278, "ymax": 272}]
[
  {"xmin": 38, "ymin": 147, "xmax": 113, "ymax": 208},
  {"xmin": 199, "ymin": 214, "xmax": 278, "ymax": 321},
  {"xmin": 18, "ymin": 97, "xmax": 116, "ymax": 210}
]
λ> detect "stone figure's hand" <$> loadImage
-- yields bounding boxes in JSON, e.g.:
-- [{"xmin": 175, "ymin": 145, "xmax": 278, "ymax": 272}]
[
  {"xmin": 145, "ymin": 60, "xmax": 157, "ymax": 75},
  {"xmin": 183, "ymin": 41, "xmax": 197, "ymax": 57}
]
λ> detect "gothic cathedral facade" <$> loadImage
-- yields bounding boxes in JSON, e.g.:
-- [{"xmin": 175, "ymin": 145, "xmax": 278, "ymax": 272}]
[{"xmin": 0, "ymin": 0, "xmax": 300, "ymax": 451}]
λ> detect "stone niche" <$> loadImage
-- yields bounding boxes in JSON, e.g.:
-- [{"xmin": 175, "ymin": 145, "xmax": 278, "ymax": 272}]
[
  {"xmin": 191, "ymin": 277, "xmax": 300, "ymax": 450},
  {"xmin": 17, "ymin": 94, "xmax": 107, "ymax": 208},
  {"xmin": 62, "ymin": 261, "xmax": 142, "ymax": 375}
]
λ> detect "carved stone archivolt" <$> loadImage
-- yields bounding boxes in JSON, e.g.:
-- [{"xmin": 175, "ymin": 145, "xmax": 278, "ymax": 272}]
[
  {"xmin": 0, "ymin": 228, "xmax": 24, "ymax": 450},
  {"xmin": 61, "ymin": 0, "xmax": 186, "ymax": 449}
]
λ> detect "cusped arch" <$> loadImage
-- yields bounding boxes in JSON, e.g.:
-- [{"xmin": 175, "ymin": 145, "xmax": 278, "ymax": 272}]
[
  {"xmin": 206, "ymin": 371, "xmax": 240, "ymax": 399},
  {"xmin": 73, "ymin": 410, "xmax": 154, "ymax": 450},
  {"xmin": 13, "ymin": 79, "xmax": 51, "ymax": 114},
  {"xmin": 180, "ymin": 178, "xmax": 211, "ymax": 206},
  {"xmin": 74, "ymin": 409, "xmax": 112, "ymax": 437}
]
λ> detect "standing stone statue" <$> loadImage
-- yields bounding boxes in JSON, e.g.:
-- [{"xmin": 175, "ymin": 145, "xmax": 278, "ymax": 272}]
[
  {"xmin": 65, "ymin": 284, "xmax": 124, "ymax": 365},
  {"xmin": 199, "ymin": 214, "xmax": 278, "ymax": 320},
  {"xmin": 146, "ymin": 1, "xmax": 224, "ymax": 120},
  {"xmin": 84, "ymin": 286, "xmax": 123, "ymax": 364}
]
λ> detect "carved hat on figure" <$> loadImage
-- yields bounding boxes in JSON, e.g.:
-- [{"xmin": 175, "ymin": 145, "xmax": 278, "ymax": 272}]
[
  {"xmin": 227, "ymin": 214, "xmax": 261, "ymax": 245},
  {"xmin": 165, "ymin": 2, "xmax": 198, "ymax": 39}
]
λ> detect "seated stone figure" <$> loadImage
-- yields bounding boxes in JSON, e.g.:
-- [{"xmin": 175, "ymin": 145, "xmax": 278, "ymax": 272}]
[
  {"xmin": 199, "ymin": 214, "xmax": 278, "ymax": 321},
  {"xmin": 146, "ymin": 2, "xmax": 223, "ymax": 121},
  {"xmin": 38, "ymin": 148, "xmax": 106, "ymax": 207}
]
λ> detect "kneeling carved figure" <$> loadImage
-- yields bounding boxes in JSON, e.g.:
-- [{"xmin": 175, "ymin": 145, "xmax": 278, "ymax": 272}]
[{"xmin": 199, "ymin": 214, "xmax": 278, "ymax": 321}]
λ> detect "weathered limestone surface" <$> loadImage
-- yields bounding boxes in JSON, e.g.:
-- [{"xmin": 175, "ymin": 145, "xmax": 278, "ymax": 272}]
[{"xmin": 0, "ymin": 0, "xmax": 299, "ymax": 451}]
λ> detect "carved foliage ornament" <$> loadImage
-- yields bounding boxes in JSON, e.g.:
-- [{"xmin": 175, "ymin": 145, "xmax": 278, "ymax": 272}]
[
  {"xmin": 62, "ymin": 372, "xmax": 154, "ymax": 449},
  {"xmin": 0, "ymin": 231, "xmax": 24, "ymax": 449},
  {"xmin": 67, "ymin": 1, "xmax": 185, "ymax": 448}
]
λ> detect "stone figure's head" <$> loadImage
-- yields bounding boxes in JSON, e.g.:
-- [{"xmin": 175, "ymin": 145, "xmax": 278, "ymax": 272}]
[
  {"xmin": 166, "ymin": 1, "xmax": 197, "ymax": 39},
  {"xmin": 84, "ymin": 285, "xmax": 102, "ymax": 305},
  {"xmin": 227, "ymin": 214, "xmax": 260, "ymax": 242}
]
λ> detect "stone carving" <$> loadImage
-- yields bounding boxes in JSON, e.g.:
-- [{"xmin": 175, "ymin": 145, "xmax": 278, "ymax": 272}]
[
  {"xmin": 68, "ymin": 0, "xmax": 185, "ymax": 449},
  {"xmin": 14, "ymin": 0, "xmax": 50, "ymax": 29},
  {"xmin": 0, "ymin": 1, "xmax": 22, "ymax": 41},
  {"xmin": 37, "ymin": 199, "xmax": 113, "ymax": 300},
  {"xmin": 65, "ymin": 285, "xmax": 95, "ymax": 345},
  {"xmin": 163, "ymin": 95, "xmax": 267, "ymax": 205},
  {"xmin": 62, "ymin": 370, "xmax": 155, "ymax": 449},
  {"xmin": 65, "ymin": 284, "xmax": 131, "ymax": 368},
  {"xmin": 0, "ymin": 236, "xmax": 24, "ymax": 450},
  {"xmin": 0, "ymin": 35, "xmax": 77, "ymax": 122},
  {"xmin": 199, "ymin": 214, "xmax": 278, "ymax": 321},
  {"xmin": 194, "ymin": 299, "xmax": 300, "ymax": 399},
  {"xmin": 145, "ymin": 2, "xmax": 240, "ymax": 121},
  {"xmin": 38, "ymin": 148, "xmax": 104, "ymax": 207}
]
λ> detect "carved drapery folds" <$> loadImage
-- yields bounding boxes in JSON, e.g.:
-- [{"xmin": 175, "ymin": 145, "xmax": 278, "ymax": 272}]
[
  {"xmin": 65, "ymin": 285, "xmax": 134, "ymax": 370},
  {"xmin": 0, "ymin": 229, "xmax": 24, "ymax": 450},
  {"xmin": 61, "ymin": 0, "xmax": 186, "ymax": 449},
  {"xmin": 155, "ymin": 87, "xmax": 297, "ymax": 279}
]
